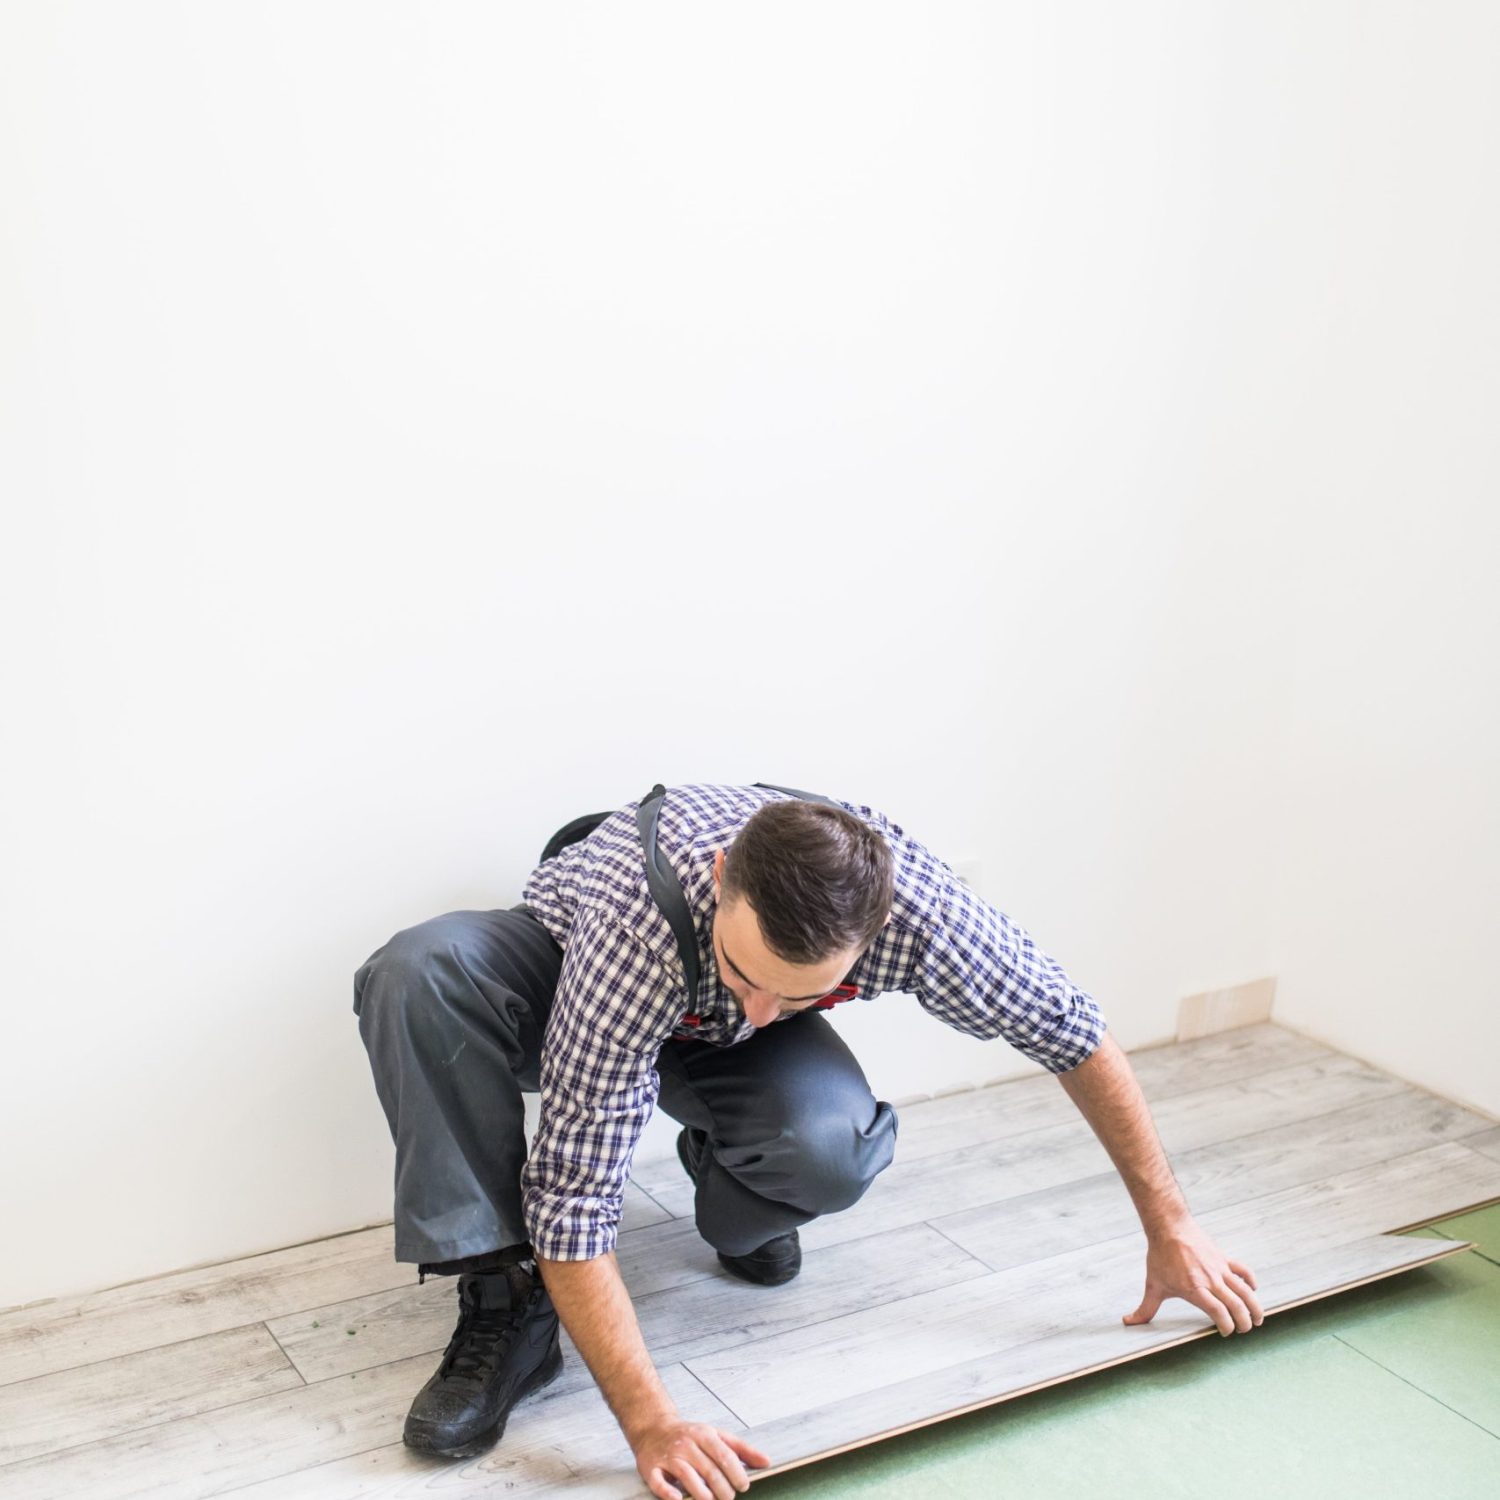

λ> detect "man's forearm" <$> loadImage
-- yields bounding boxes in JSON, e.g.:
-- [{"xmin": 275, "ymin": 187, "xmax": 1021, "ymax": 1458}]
[
  {"xmin": 1055, "ymin": 1029, "xmax": 1191, "ymax": 1237},
  {"xmin": 535, "ymin": 1251, "xmax": 677, "ymax": 1445}
]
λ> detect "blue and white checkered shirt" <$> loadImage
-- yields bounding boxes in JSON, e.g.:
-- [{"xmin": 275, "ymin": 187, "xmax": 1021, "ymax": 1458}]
[{"xmin": 518, "ymin": 782, "xmax": 1107, "ymax": 1261}]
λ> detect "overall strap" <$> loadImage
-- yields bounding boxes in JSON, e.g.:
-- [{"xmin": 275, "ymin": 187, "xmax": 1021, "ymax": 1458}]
[
  {"xmin": 636, "ymin": 784, "xmax": 702, "ymax": 1001},
  {"xmin": 750, "ymin": 781, "xmax": 840, "ymax": 809},
  {"xmin": 636, "ymin": 781, "xmax": 840, "ymax": 1002}
]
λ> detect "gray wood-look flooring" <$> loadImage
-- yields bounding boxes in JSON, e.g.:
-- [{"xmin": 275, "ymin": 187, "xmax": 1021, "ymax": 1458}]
[{"xmin": 2, "ymin": 1022, "xmax": 1497, "ymax": 1498}]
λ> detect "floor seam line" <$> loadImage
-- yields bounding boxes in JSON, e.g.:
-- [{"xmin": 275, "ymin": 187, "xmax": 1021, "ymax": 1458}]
[
  {"xmin": 628, "ymin": 1182, "xmax": 678, "ymax": 1222},
  {"xmin": 649, "ymin": 1260, "xmax": 997, "ymax": 1371},
  {"xmin": 259, "ymin": 1321, "xmax": 309, "ymax": 1386},
  {"xmin": 0, "ymin": 1339, "xmax": 471, "ymax": 1474},
  {"xmin": 680, "ymin": 1362, "xmax": 748, "ymax": 1428},
  {"xmin": 924, "ymin": 1218, "xmax": 1002, "ymax": 1272},
  {"xmin": 1329, "ymin": 1333, "xmax": 1500, "ymax": 1442},
  {"xmin": 208, "ymin": 1443, "xmax": 402, "ymax": 1500},
  {"xmin": 0, "ymin": 1314, "xmax": 339, "ymax": 1395}
]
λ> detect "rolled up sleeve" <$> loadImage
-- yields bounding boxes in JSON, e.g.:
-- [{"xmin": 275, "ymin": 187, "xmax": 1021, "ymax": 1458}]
[
  {"xmin": 910, "ymin": 876, "xmax": 1107, "ymax": 1073},
  {"xmin": 521, "ymin": 909, "xmax": 677, "ymax": 1261}
]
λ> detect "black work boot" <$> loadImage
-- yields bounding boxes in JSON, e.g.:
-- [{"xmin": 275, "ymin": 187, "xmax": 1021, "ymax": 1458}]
[
  {"xmin": 402, "ymin": 1259, "xmax": 563, "ymax": 1457},
  {"xmin": 677, "ymin": 1126, "xmax": 803, "ymax": 1287}
]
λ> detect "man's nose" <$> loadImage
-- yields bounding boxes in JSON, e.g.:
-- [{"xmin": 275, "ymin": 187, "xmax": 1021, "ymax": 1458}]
[{"xmin": 744, "ymin": 993, "xmax": 781, "ymax": 1028}]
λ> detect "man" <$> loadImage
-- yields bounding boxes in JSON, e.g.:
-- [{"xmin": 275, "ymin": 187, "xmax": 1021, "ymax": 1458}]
[{"xmin": 354, "ymin": 782, "xmax": 1262, "ymax": 1500}]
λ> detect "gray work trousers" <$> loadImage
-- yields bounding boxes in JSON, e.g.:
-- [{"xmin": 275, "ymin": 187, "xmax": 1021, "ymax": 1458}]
[{"xmin": 352, "ymin": 904, "xmax": 898, "ymax": 1265}]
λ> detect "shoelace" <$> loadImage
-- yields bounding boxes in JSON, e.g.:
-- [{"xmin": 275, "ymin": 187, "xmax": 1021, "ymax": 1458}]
[{"xmin": 437, "ymin": 1294, "xmax": 528, "ymax": 1382}]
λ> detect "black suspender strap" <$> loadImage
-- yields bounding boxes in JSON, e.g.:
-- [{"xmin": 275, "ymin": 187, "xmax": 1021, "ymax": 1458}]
[
  {"xmin": 636, "ymin": 781, "xmax": 839, "ymax": 1002},
  {"xmin": 636, "ymin": 784, "xmax": 703, "ymax": 1001},
  {"xmin": 749, "ymin": 781, "xmax": 840, "ymax": 808}
]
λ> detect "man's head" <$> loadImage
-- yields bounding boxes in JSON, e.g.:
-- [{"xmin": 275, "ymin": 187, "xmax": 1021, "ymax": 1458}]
[{"xmin": 710, "ymin": 800, "xmax": 894, "ymax": 1029}]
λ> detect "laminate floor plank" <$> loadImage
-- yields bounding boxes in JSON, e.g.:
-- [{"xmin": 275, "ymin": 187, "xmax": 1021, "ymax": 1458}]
[
  {"xmin": 875, "ymin": 1024, "xmax": 1351, "ymax": 1167},
  {"xmin": 618, "ymin": 1181, "xmax": 674, "ymax": 1232},
  {"xmin": 0, "ymin": 1355, "xmax": 728, "ymax": 1500},
  {"xmin": 686, "ymin": 1146, "xmax": 1495, "ymax": 1429},
  {"xmin": 0, "ymin": 1182, "xmax": 669, "ymax": 1393},
  {"xmin": 213, "ymin": 1363, "xmax": 736, "ymax": 1500},
  {"xmin": 734, "ymin": 1234, "xmax": 1469, "ymax": 1477},
  {"xmin": 1189, "ymin": 1142, "xmax": 1500, "ymax": 1245},
  {"xmin": 628, "ymin": 1221, "xmax": 987, "ymax": 1374},
  {"xmin": 926, "ymin": 1091, "xmax": 1498, "ymax": 1270},
  {"xmin": 0, "ymin": 1226, "xmax": 407, "ymax": 1389},
  {"xmin": 6, "ymin": 1022, "xmax": 1493, "ymax": 1497},
  {"xmin": 874, "ymin": 1051, "xmax": 1405, "ymax": 1176},
  {"xmin": 776, "ymin": 1076, "xmax": 1492, "ymax": 1258},
  {"xmin": 267, "ymin": 1221, "xmax": 988, "ymax": 1388},
  {"xmin": 1109, "ymin": 1021, "xmax": 1339, "ymax": 1097},
  {"xmin": 1463, "ymin": 1125, "xmax": 1500, "ymax": 1164},
  {"xmin": 0, "ymin": 1349, "xmax": 439, "ymax": 1500},
  {"xmin": 263, "ymin": 1216, "xmax": 722, "ymax": 1385},
  {"xmin": 938, "ymin": 1138, "xmax": 1500, "ymax": 1284},
  {"xmin": 0, "ymin": 1323, "xmax": 302, "ymax": 1467}
]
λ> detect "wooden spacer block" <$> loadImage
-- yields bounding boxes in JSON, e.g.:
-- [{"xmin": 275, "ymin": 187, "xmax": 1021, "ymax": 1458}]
[{"xmin": 1176, "ymin": 975, "xmax": 1277, "ymax": 1041}]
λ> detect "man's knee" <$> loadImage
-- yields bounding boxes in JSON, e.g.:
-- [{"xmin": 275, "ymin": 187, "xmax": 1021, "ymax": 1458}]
[
  {"xmin": 352, "ymin": 914, "xmax": 474, "ymax": 1030},
  {"xmin": 800, "ymin": 1101, "xmax": 897, "ymax": 1212},
  {"xmin": 732, "ymin": 1096, "xmax": 898, "ymax": 1216}
]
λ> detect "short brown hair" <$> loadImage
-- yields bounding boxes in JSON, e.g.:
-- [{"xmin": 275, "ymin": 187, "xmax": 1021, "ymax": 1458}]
[{"xmin": 720, "ymin": 800, "xmax": 894, "ymax": 964}]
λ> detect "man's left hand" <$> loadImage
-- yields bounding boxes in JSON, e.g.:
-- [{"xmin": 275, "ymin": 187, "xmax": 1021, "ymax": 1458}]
[{"xmin": 1123, "ymin": 1217, "xmax": 1264, "ymax": 1336}]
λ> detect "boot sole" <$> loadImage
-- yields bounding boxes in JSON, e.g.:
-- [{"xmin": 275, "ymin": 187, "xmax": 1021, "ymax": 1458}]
[
  {"xmin": 402, "ymin": 1339, "xmax": 564, "ymax": 1459},
  {"xmin": 717, "ymin": 1249, "xmax": 801, "ymax": 1286}
]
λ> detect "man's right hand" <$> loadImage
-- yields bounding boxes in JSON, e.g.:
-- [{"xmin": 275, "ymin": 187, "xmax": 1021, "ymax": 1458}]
[
  {"xmin": 632, "ymin": 1418, "xmax": 771, "ymax": 1500},
  {"xmin": 535, "ymin": 1253, "xmax": 773, "ymax": 1497}
]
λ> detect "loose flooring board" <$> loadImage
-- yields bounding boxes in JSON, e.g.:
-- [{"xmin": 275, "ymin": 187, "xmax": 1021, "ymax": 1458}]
[
  {"xmin": 734, "ymin": 1234, "xmax": 1473, "ymax": 1480},
  {"xmin": 743, "ymin": 1229, "xmax": 1500, "ymax": 1500},
  {"xmin": 1, "ymin": 1022, "xmax": 1497, "ymax": 1499}
]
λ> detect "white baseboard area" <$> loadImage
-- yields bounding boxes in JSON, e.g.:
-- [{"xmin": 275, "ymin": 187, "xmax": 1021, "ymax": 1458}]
[{"xmin": 1176, "ymin": 975, "xmax": 1277, "ymax": 1041}]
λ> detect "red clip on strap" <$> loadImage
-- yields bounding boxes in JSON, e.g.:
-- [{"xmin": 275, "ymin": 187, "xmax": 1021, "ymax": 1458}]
[
  {"xmin": 811, "ymin": 982, "xmax": 861, "ymax": 1011},
  {"xmin": 675, "ymin": 983, "xmax": 859, "ymax": 1037}
]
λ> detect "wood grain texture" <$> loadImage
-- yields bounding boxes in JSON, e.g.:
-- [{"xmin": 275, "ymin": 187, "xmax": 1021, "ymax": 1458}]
[
  {"xmin": 0, "ymin": 1350, "xmax": 440, "ymax": 1500},
  {"xmin": 756, "ymin": 1062, "xmax": 1477, "ymax": 1257},
  {"xmin": 0, "ymin": 1323, "xmax": 302, "ymax": 1466},
  {"xmin": 268, "ymin": 1220, "xmax": 988, "ymax": 1389},
  {"xmin": 929, "ymin": 1088, "xmax": 1500, "ymax": 1270},
  {"xmin": 618, "ymin": 1181, "xmax": 674, "ymax": 1233},
  {"xmin": 4, "ymin": 1022, "xmax": 1494, "ymax": 1499},
  {"xmin": 0, "ymin": 1225, "xmax": 407, "ymax": 1390},
  {"xmin": 918, "ymin": 1048, "xmax": 1406, "ymax": 1176},
  {"xmin": 1462, "ymin": 1124, "xmax": 1500, "ymax": 1164},
  {"xmin": 738, "ymin": 1235, "xmax": 1471, "ymax": 1480},
  {"xmin": 0, "ymin": 1185, "xmax": 667, "ymax": 1394},
  {"xmin": 685, "ymin": 1141, "xmax": 1500, "ymax": 1430},
  {"xmin": 215, "ymin": 1363, "xmax": 738, "ymax": 1500}
]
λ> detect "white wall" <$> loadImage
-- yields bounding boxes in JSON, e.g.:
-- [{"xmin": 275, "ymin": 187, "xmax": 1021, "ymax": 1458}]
[
  {"xmin": 2, "ymin": 2, "xmax": 1492, "ymax": 1310},
  {"xmin": 1262, "ymin": 2, "xmax": 1500, "ymax": 1120}
]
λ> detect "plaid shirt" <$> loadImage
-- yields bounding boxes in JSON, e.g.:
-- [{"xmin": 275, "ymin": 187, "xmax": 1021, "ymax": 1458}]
[{"xmin": 518, "ymin": 782, "xmax": 1107, "ymax": 1261}]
